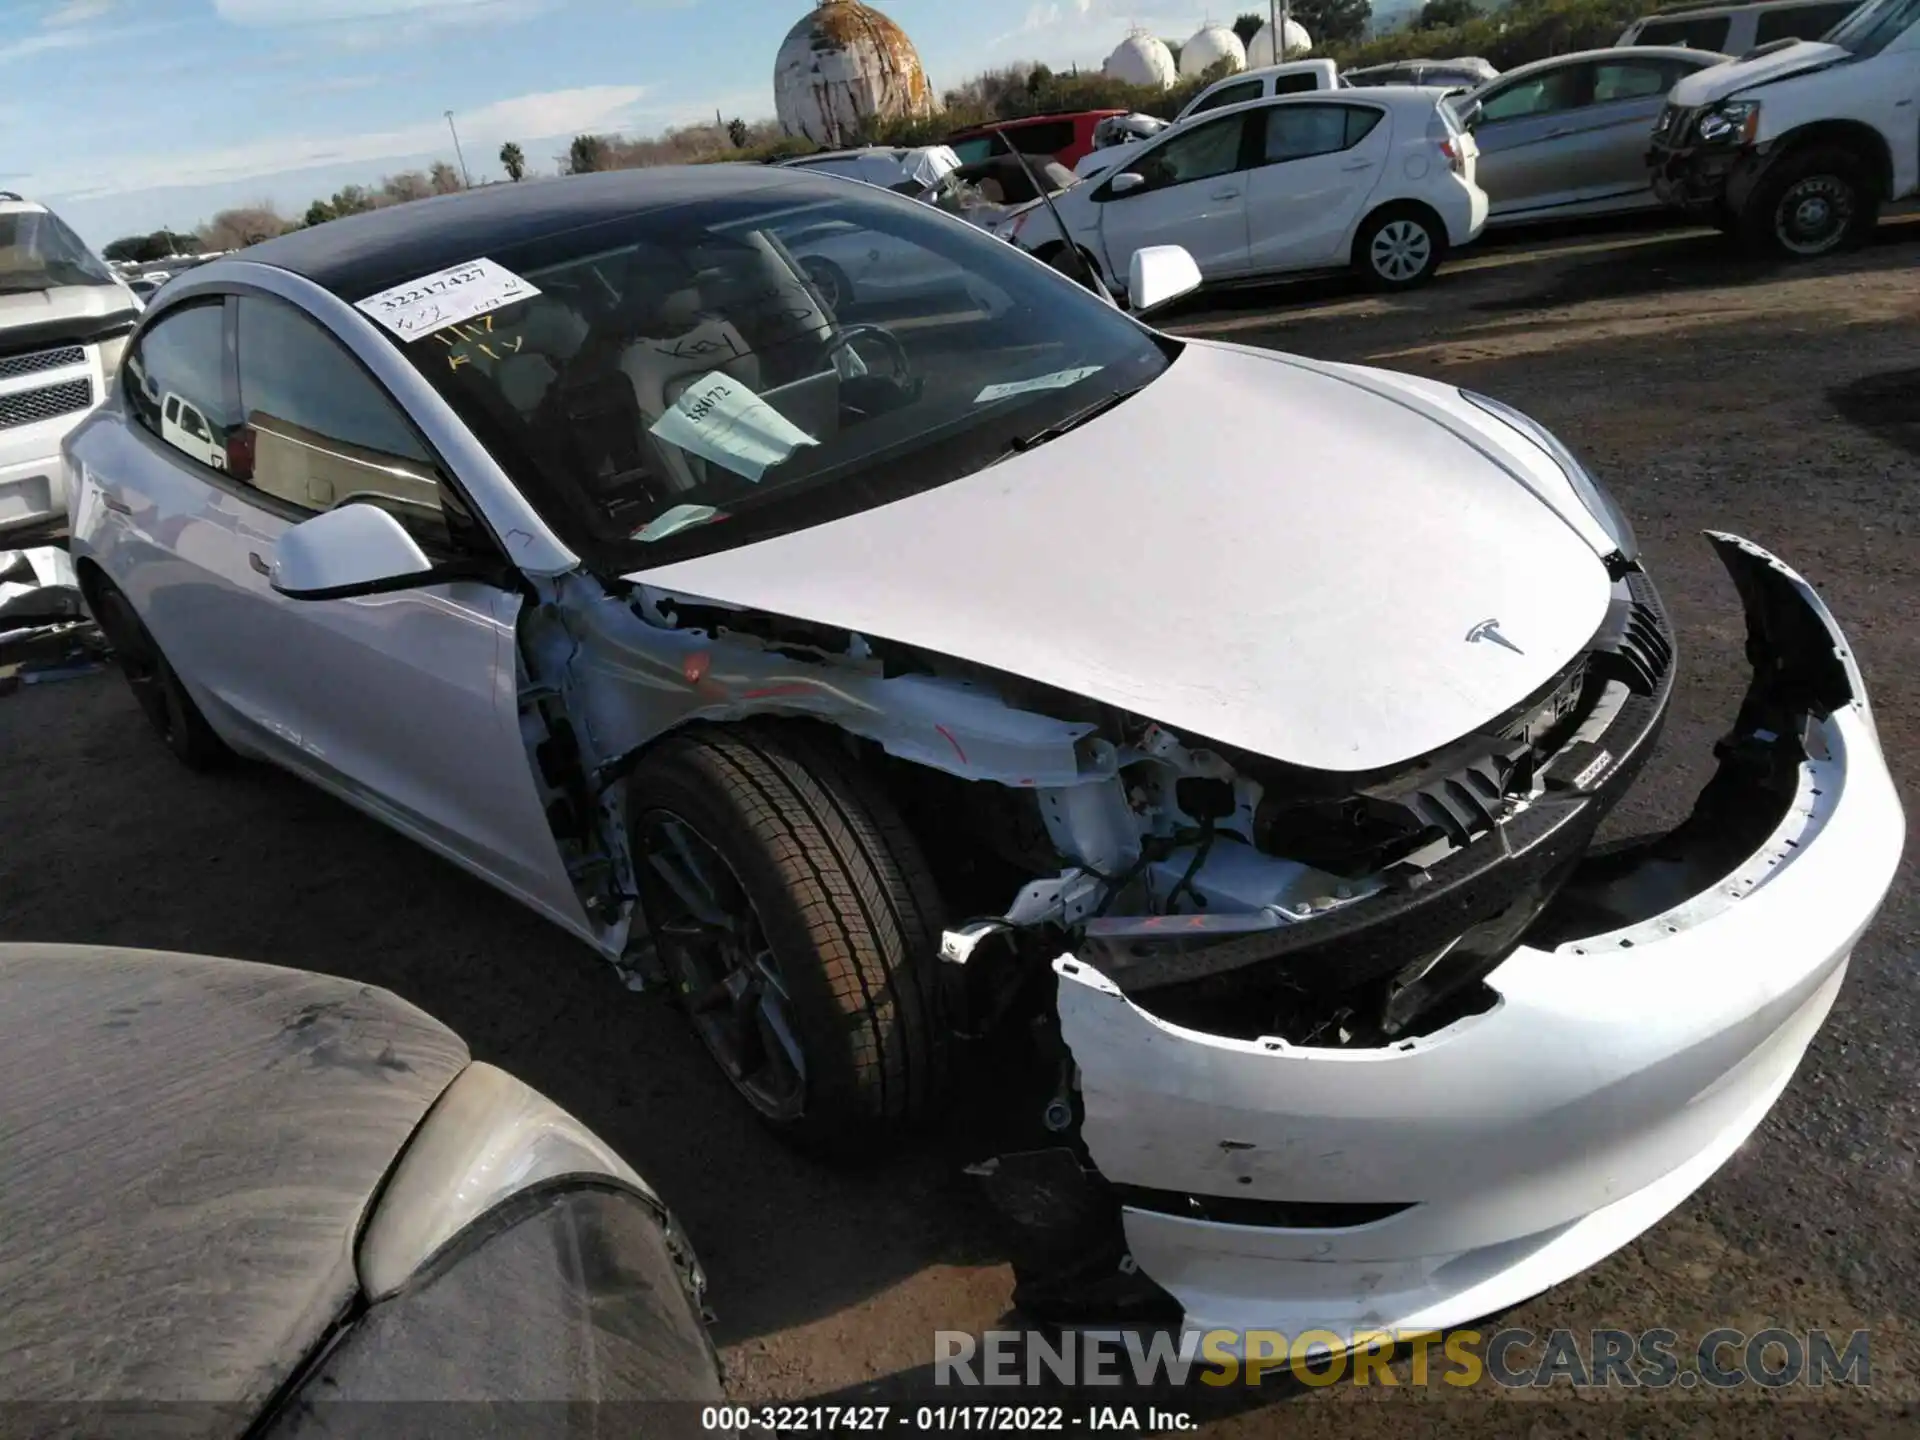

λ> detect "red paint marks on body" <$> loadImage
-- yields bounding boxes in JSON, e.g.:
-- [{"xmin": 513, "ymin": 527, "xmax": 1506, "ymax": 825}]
[
  {"xmin": 683, "ymin": 653, "xmax": 710, "ymax": 685},
  {"xmin": 934, "ymin": 724, "xmax": 968, "ymax": 765}
]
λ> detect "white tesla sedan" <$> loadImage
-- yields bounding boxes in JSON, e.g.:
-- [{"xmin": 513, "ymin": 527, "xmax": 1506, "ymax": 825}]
[
  {"xmin": 63, "ymin": 166, "xmax": 1902, "ymax": 1346},
  {"xmin": 1000, "ymin": 86, "xmax": 1489, "ymax": 291}
]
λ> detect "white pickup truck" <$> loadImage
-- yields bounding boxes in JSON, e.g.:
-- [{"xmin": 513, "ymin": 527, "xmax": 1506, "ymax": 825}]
[
  {"xmin": 1647, "ymin": 0, "xmax": 1918, "ymax": 256},
  {"xmin": 1075, "ymin": 59, "xmax": 1343, "ymax": 178}
]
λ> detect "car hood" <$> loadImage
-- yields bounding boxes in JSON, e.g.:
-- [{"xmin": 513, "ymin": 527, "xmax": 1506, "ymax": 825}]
[
  {"xmin": 0, "ymin": 280, "xmax": 139, "ymax": 328},
  {"xmin": 632, "ymin": 341, "xmax": 1616, "ymax": 773},
  {"xmin": 1668, "ymin": 40, "xmax": 1847, "ymax": 105},
  {"xmin": 0, "ymin": 944, "xmax": 469, "ymax": 1405}
]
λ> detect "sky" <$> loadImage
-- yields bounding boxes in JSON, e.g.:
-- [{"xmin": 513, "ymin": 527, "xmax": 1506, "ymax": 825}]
[{"xmin": 4, "ymin": 0, "xmax": 1271, "ymax": 248}]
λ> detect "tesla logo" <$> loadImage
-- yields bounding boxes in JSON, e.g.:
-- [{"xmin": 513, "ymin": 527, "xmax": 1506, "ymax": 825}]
[{"xmin": 1465, "ymin": 618, "xmax": 1524, "ymax": 655}]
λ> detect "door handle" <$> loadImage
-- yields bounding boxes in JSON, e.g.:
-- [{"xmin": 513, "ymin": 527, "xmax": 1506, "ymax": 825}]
[
  {"xmin": 1210, "ymin": 188, "xmax": 1241, "ymax": 200},
  {"xmin": 1341, "ymin": 160, "xmax": 1375, "ymax": 171},
  {"xmin": 100, "ymin": 493, "xmax": 131, "ymax": 515},
  {"xmin": 1546, "ymin": 127, "xmax": 1575, "ymax": 138},
  {"xmin": 248, "ymin": 552, "xmax": 271, "ymax": 577}
]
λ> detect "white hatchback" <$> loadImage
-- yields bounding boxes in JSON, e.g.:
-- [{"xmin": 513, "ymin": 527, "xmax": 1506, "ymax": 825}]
[{"xmin": 1002, "ymin": 87, "xmax": 1488, "ymax": 292}]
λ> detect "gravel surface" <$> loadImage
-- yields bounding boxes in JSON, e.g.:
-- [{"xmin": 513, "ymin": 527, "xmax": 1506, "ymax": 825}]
[{"xmin": 1, "ymin": 217, "xmax": 1915, "ymax": 1433}]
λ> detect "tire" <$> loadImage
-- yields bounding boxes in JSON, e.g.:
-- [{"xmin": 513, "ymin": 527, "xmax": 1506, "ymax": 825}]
[
  {"xmin": 627, "ymin": 725, "xmax": 949, "ymax": 1155},
  {"xmin": 85, "ymin": 575, "xmax": 232, "ymax": 771},
  {"xmin": 1353, "ymin": 204, "xmax": 1446, "ymax": 291},
  {"xmin": 1739, "ymin": 145, "xmax": 1877, "ymax": 261},
  {"xmin": 800, "ymin": 255, "xmax": 852, "ymax": 313}
]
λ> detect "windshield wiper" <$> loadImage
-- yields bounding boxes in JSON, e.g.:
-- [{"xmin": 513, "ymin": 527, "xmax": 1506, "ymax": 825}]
[{"xmin": 1003, "ymin": 385, "xmax": 1144, "ymax": 456}]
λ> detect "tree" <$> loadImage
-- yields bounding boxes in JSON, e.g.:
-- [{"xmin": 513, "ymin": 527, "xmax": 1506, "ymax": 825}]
[
  {"xmin": 199, "ymin": 205, "xmax": 290, "ymax": 252},
  {"xmin": 1233, "ymin": 12, "xmax": 1264, "ymax": 47},
  {"xmin": 568, "ymin": 133, "xmax": 608, "ymax": 174},
  {"xmin": 381, "ymin": 170, "xmax": 433, "ymax": 206},
  {"xmin": 429, "ymin": 160, "xmax": 464, "ymax": 194},
  {"xmin": 330, "ymin": 184, "xmax": 375, "ymax": 217},
  {"xmin": 725, "ymin": 117, "xmax": 748, "ymax": 149},
  {"xmin": 1417, "ymin": 0, "xmax": 1477, "ymax": 27},
  {"xmin": 1026, "ymin": 62, "xmax": 1053, "ymax": 95},
  {"xmin": 500, "ymin": 141, "xmax": 527, "ymax": 181},
  {"xmin": 302, "ymin": 199, "xmax": 335, "ymax": 228},
  {"xmin": 1291, "ymin": 0, "xmax": 1373, "ymax": 45},
  {"xmin": 103, "ymin": 230, "xmax": 194, "ymax": 263}
]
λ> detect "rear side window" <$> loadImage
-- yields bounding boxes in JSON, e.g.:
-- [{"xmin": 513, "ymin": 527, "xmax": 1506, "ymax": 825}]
[
  {"xmin": 1272, "ymin": 72, "xmax": 1322, "ymax": 95},
  {"xmin": 1261, "ymin": 104, "xmax": 1380, "ymax": 163},
  {"xmin": 233, "ymin": 295, "xmax": 453, "ymax": 548},
  {"xmin": 1478, "ymin": 64, "xmax": 1587, "ymax": 121},
  {"xmin": 1190, "ymin": 78, "xmax": 1262, "ymax": 114},
  {"xmin": 1633, "ymin": 14, "xmax": 1735, "ymax": 47},
  {"xmin": 1011, "ymin": 120, "xmax": 1075, "ymax": 154},
  {"xmin": 124, "ymin": 302, "xmax": 240, "ymax": 475},
  {"xmin": 1755, "ymin": 0, "xmax": 1859, "ymax": 41}
]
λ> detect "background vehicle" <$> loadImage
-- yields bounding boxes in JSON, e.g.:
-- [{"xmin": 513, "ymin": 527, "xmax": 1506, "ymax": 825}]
[
  {"xmin": 946, "ymin": 109, "xmax": 1125, "ymax": 168},
  {"xmin": 774, "ymin": 144, "xmax": 961, "ymax": 192},
  {"xmin": 1649, "ymin": 0, "xmax": 1919, "ymax": 255},
  {"xmin": 1077, "ymin": 60, "xmax": 1346, "ymax": 178},
  {"xmin": 1, "ymin": 193, "xmax": 137, "ymax": 538},
  {"xmin": 1452, "ymin": 46, "xmax": 1732, "ymax": 223},
  {"xmin": 1, "ymin": 941, "xmax": 723, "ymax": 1419},
  {"xmin": 1344, "ymin": 56, "xmax": 1500, "ymax": 89},
  {"xmin": 1619, "ymin": 0, "xmax": 1866, "ymax": 50},
  {"xmin": 1013, "ymin": 88, "xmax": 1486, "ymax": 291}
]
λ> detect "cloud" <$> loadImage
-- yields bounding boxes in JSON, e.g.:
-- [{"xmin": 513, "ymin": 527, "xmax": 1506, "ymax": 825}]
[
  {"xmin": 36, "ymin": 85, "xmax": 650, "ymax": 201},
  {"xmin": 0, "ymin": 30, "xmax": 91, "ymax": 63},
  {"xmin": 215, "ymin": 0, "xmax": 537, "ymax": 21},
  {"xmin": 44, "ymin": 0, "xmax": 115, "ymax": 25}
]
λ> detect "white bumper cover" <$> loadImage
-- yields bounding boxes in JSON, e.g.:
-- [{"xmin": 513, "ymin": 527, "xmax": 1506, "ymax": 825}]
[{"xmin": 1056, "ymin": 535, "xmax": 1904, "ymax": 1344}]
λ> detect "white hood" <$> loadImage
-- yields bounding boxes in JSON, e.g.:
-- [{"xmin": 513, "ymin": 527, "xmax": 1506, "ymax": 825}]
[
  {"xmin": 1668, "ymin": 41, "xmax": 1847, "ymax": 106},
  {"xmin": 632, "ymin": 342, "xmax": 1615, "ymax": 773},
  {"xmin": 0, "ymin": 281, "xmax": 139, "ymax": 329}
]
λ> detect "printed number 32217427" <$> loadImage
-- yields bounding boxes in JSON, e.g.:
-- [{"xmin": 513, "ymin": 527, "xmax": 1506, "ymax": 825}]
[{"xmin": 354, "ymin": 258, "xmax": 542, "ymax": 342}]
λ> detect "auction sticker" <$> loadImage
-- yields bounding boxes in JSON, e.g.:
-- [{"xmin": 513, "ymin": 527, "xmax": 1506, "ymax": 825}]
[{"xmin": 356, "ymin": 258, "xmax": 541, "ymax": 342}]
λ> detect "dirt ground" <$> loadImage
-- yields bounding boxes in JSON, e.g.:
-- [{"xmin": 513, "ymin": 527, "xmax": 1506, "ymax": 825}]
[{"xmin": 2, "ymin": 216, "xmax": 1917, "ymax": 1434}]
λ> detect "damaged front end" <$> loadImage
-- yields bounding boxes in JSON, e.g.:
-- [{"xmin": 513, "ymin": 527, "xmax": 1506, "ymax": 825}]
[{"xmin": 978, "ymin": 535, "xmax": 1902, "ymax": 1337}]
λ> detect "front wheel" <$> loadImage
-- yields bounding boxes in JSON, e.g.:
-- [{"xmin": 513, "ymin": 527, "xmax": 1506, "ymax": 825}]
[
  {"xmin": 627, "ymin": 726, "xmax": 949, "ymax": 1155},
  {"xmin": 1740, "ymin": 146, "xmax": 1876, "ymax": 260},
  {"xmin": 1354, "ymin": 206, "xmax": 1446, "ymax": 291}
]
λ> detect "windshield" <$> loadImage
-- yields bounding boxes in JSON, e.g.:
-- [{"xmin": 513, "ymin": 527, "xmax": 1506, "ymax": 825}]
[
  {"xmin": 0, "ymin": 209, "xmax": 117, "ymax": 294},
  {"xmin": 1823, "ymin": 0, "xmax": 1919, "ymax": 51},
  {"xmin": 398, "ymin": 181, "xmax": 1174, "ymax": 569}
]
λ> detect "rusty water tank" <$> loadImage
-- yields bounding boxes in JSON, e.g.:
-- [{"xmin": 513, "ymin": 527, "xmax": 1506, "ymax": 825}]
[{"xmin": 774, "ymin": 0, "xmax": 936, "ymax": 148}]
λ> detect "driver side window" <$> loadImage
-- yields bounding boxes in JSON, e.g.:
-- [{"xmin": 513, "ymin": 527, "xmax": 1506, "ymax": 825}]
[
  {"xmin": 1126, "ymin": 115, "xmax": 1247, "ymax": 194},
  {"xmin": 232, "ymin": 296, "xmax": 468, "ymax": 555}
]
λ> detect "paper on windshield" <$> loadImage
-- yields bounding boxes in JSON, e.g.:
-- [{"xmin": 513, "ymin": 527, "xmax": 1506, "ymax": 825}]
[
  {"xmin": 975, "ymin": 366, "xmax": 1102, "ymax": 404},
  {"xmin": 355, "ymin": 258, "xmax": 541, "ymax": 342},
  {"xmin": 649, "ymin": 372, "xmax": 818, "ymax": 482},
  {"xmin": 633, "ymin": 503, "xmax": 721, "ymax": 543}
]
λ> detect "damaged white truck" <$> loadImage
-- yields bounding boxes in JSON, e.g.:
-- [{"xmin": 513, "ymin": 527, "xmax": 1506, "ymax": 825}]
[{"xmin": 64, "ymin": 166, "xmax": 1903, "ymax": 1342}]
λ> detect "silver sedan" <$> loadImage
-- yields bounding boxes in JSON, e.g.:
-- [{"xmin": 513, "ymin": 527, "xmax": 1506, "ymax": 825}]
[{"xmin": 1453, "ymin": 45, "xmax": 1731, "ymax": 224}]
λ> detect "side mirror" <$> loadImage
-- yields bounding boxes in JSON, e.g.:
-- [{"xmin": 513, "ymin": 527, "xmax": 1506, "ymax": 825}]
[
  {"xmin": 270, "ymin": 502, "xmax": 437, "ymax": 601},
  {"xmin": 1108, "ymin": 171, "xmax": 1147, "ymax": 196},
  {"xmin": 1127, "ymin": 245, "xmax": 1202, "ymax": 314},
  {"xmin": 1455, "ymin": 99, "xmax": 1484, "ymax": 131}
]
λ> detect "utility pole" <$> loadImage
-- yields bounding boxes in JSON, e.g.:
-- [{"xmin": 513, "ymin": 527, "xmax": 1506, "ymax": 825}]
[{"xmin": 445, "ymin": 110, "xmax": 472, "ymax": 188}]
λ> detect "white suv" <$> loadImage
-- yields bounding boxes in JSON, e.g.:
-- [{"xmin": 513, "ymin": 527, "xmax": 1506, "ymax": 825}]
[
  {"xmin": 1, "ymin": 194, "xmax": 138, "ymax": 537},
  {"xmin": 1619, "ymin": 0, "xmax": 1866, "ymax": 51}
]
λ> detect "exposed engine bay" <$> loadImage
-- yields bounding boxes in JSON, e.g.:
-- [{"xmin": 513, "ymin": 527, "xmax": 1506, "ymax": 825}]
[{"xmin": 510, "ymin": 550, "xmax": 1676, "ymax": 1054}]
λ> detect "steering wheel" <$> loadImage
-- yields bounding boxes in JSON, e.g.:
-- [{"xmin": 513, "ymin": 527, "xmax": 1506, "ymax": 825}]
[{"xmin": 820, "ymin": 322, "xmax": 918, "ymax": 398}]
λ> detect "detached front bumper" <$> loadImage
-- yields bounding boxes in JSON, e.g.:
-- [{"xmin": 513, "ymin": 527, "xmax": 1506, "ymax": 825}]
[{"xmin": 1055, "ymin": 535, "xmax": 1904, "ymax": 1343}]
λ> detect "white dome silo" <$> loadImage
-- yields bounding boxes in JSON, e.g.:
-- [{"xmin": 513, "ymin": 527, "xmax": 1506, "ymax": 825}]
[
  {"xmin": 1245, "ymin": 18, "xmax": 1313, "ymax": 66},
  {"xmin": 774, "ymin": 0, "xmax": 937, "ymax": 148},
  {"xmin": 1179, "ymin": 24, "xmax": 1247, "ymax": 78},
  {"xmin": 1103, "ymin": 30, "xmax": 1178, "ymax": 90}
]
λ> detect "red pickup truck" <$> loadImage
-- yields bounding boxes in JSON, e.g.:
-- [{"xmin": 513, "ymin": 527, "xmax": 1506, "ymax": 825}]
[{"xmin": 945, "ymin": 110, "xmax": 1128, "ymax": 169}]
